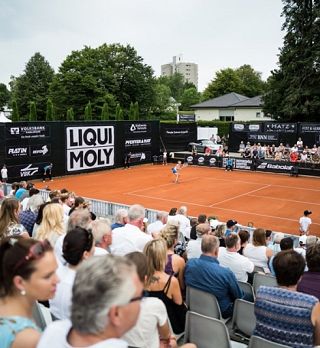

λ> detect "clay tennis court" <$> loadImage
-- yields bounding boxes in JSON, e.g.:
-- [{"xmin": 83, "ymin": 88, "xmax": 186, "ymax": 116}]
[{"xmin": 42, "ymin": 165, "xmax": 320, "ymax": 237}]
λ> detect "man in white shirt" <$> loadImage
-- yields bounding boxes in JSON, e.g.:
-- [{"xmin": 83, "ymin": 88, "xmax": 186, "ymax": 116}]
[
  {"xmin": 218, "ymin": 233, "xmax": 254, "ymax": 282},
  {"xmin": 187, "ymin": 223, "xmax": 210, "ymax": 259},
  {"xmin": 91, "ymin": 218, "xmax": 112, "ymax": 254},
  {"xmin": 112, "ymin": 204, "xmax": 152, "ymax": 256},
  {"xmin": 299, "ymin": 210, "xmax": 312, "ymax": 234},
  {"xmin": 38, "ymin": 255, "xmax": 143, "ymax": 348},
  {"xmin": 169, "ymin": 205, "xmax": 191, "ymax": 240},
  {"xmin": 147, "ymin": 211, "xmax": 168, "ymax": 237}
]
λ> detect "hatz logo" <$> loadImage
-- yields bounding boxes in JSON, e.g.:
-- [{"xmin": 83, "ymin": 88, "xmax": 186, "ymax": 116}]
[{"xmin": 20, "ymin": 164, "xmax": 39, "ymax": 177}]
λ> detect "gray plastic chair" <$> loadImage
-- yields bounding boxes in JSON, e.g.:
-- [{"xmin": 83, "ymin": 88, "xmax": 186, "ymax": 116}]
[
  {"xmin": 248, "ymin": 335, "xmax": 290, "ymax": 348},
  {"xmin": 231, "ymin": 299, "xmax": 256, "ymax": 339},
  {"xmin": 253, "ymin": 273, "xmax": 278, "ymax": 295},
  {"xmin": 187, "ymin": 286, "xmax": 222, "ymax": 319},
  {"xmin": 238, "ymin": 281, "xmax": 255, "ymax": 302},
  {"xmin": 184, "ymin": 311, "xmax": 246, "ymax": 348}
]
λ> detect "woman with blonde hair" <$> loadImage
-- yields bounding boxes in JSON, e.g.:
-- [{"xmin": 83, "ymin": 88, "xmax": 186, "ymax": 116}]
[
  {"xmin": 0, "ymin": 198, "xmax": 29, "ymax": 240},
  {"xmin": 144, "ymin": 239, "xmax": 187, "ymax": 334},
  {"xmin": 243, "ymin": 228, "xmax": 273, "ymax": 269},
  {"xmin": 35, "ymin": 203, "xmax": 64, "ymax": 246},
  {"xmin": 160, "ymin": 221, "xmax": 185, "ymax": 290}
]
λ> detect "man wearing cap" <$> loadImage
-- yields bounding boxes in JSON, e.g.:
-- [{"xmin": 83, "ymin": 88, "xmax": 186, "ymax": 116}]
[
  {"xmin": 225, "ymin": 219, "xmax": 238, "ymax": 237},
  {"xmin": 299, "ymin": 210, "xmax": 312, "ymax": 235}
]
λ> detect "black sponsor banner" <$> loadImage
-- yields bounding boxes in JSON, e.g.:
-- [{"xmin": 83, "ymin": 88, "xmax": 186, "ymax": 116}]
[
  {"xmin": 160, "ymin": 123, "xmax": 197, "ymax": 152},
  {"xmin": 248, "ymin": 133, "xmax": 278, "ymax": 142},
  {"xmin": 184, "ymin": 154, "xmax": 220, "ymax": 167},
  {"xmin": 6, "ymin": 144, "xmax": 51, "ymax": 159},
  {"xmin": 234, "ymin": 159, "xmax": 252, "ymax": 170},
  {"xmin": 125, "ymin": 138, "xmax": 152, "ymax": 148},
  {"xmin": 232, "ymin": 123, "xmax": 262, "ymax": 132},
  {"xmin": 66, "ymin": 126, "xmax": 115, "ymax": 172},
  {"xmin": 179, "ymin": 114, "xmax": 195, "ymax": 122},
  {"xmin": 164, "ymin": 128, "xmax": 191, "ymax": 137},
  {"xmin": 8, "ymin": 162, "xmax": 49, "ymax": 179},
  {"xmin": 299, "ymin": 123, "xmax": 320, "ymax": 133},
  {"xmin": 6, "ymin": 125, "xmax": 50, "ymax": 139},
  {"xmin": 30, "ymin": 144, "xmax": 51, "ymax": 157},
  {"xmin": 129, "ymin": 151, "xmax": 152, "ymax": 163},
  {"xmin": 125, "ymin": 123, "xmax": 151, "ymax": 135},
  {"xmin": 264, "ymin": 123, "xmax": 297, "ymax": 133}
]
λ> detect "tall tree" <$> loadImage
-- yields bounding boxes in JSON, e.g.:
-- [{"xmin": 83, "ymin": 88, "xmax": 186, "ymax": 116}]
[
  {"xmin": 67, "ymin": 107, "xmax": 74, "ymax": 121},
  {"xmin": 11, "ymin": 99, "xmax": 19, "ymax": 121},
  {"xmin": 10, "ymin": 53, "xmax": 54, "ymax": 120},
  {"xmin": 263, "ymin": 0, "xmax": 320, "ymax": 121},
  {"xmin": 180, "ymin": 87, "xmax": 201, "ymax": 110},
  {"xmin": 158, "ymin": 73, "xmax": 185, "ymax": 102},
  {"xmin": 152, "ymin": 83, "xmax": 171, "ymax": 113},
  {"xmin": 134, "ymin": 101, "xmax": 139, "ymax": 120},
  {"xmin": 46, "ymin": 98, "xmax": 54, "ymax": 121},
  {"xmin": 115, "ymin": 103, "xmax": 123, "ymax": 120},
  {"xmin": 0, "ymin": 83, "xmax": 10, "ymax": 111},
  {"xmin": 29, "ymin": 101, "xmax": 37, "ymax": 121},
  {"xmin": 129, "ymin": 102, "xmax": 135, "ymax": 120},
  {"xmin": 50, "ymin": 44, "xmax": 155, "ymax": 119},
  {"xmin": 84, "ymin": 101, "xmax": 92, "ymax": 121},
  {"xmin": 101, "ymin": 102, "xmax": 109, "ymax": 120}
]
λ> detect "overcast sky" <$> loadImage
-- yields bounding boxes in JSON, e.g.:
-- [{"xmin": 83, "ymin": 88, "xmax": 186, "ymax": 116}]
[{"xmin": 0, "ymin": 0, "xmax": 285, "ymax": 91}]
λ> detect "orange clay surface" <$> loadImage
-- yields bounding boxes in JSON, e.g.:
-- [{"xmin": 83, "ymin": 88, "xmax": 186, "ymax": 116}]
[{"xmin": 39, "ymin": 164, "xmax": 320, "ymax": 237}]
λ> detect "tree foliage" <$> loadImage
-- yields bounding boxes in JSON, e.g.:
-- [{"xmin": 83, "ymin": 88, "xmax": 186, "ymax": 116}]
[
  {"xmin": 46, "ymin": 98, "xmax": 54, "ymax": 121},
  {"xmin": 0, "ymin": 83, "xmax": 10, "ymax": 111},
  {"xmin": 101, "ymin": 102, "xmax": 109, "ymax": 120},
  {"xmin": 10, "ymin": 53, "xmax": 54, "ymax": 120},
  {"xmin": 67, "ymin": 107, "xmax": 74, "ymax": 121},
  {"xmin": 29, "ymin": 101, "xmax": 37, "ymax": 121},
  {"xmin": 11, "ymin": 100, "xmax": 19, "ymax": 122},
  {"xmin": 180, "ymin": 87, "xmax": 201, "ymax": 110},
  {"xmin": 50, "ymin": 44, "xmax": 155, "ymax": 119},
  {"xmin": 263, "ymin": 0, "xmax": 320, "ymax": 121},
  {"xmin": 84, "ymin": 101, "xmax": 92, "ymax": 121},
  {"xmin": 129, "ymin": 102, "xmax": 135, "ymax": 120},
  {"xmin": 203, "ymin": 65, "xmax": 266, "ymax": 100},
  {"xmin": 134, "ymin": 102, "xmax": 139, "ymax": 120}
]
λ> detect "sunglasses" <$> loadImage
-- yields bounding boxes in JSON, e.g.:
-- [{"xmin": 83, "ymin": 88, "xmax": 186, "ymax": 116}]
[{"xmin": 14, "ymin": 239, "xmax": 51, "ymax": 271}]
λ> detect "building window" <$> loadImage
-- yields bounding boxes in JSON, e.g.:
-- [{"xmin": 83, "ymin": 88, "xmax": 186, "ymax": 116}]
[
  {"xmin": 256, "ymin": 112, "xmax": 261, "ymax": 118},
  {"xmin": 219, "ymin": 116, "xmax": 234, "ymax": 121}
]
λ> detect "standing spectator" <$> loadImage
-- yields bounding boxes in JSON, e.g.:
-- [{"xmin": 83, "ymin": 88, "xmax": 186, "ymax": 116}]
[
  {"xmin": 218, "ymin": 233, "xmax": 254, "ymax": 282},
  {"xmin": 1, "ymin": 164, "xmax": 8, "ymax": 183},
  {"xmin": 299, "ymin": 210, "xmax": 312, "ymax": 235},
  {"xmin": 38, "ymin": 255, "xmax": 143, "ymax": 348},
  {"xmin": 111, "ymin": 208, "xmax": 128, "ymax": 230},
  {"xmin": 124, "ymin": 152, "xmax": 132, "ymax": 169},
  {"xmin": 0, "ymin": 237, "xmax": 59, "ymax": 348},
  {"xmin": 254, "ymin": 250, "xmax": 320, "ymax": 347},
  {"xmin": 185, "ymin": 235, "xmax": 244, "ymax": 318},
  {"xmin": 0, "ymin": 198, "xmax": 29, "ymax": 240},
  {"xmin": 163, "ymin": 149, "xmax": 167, "ymax": 165}
]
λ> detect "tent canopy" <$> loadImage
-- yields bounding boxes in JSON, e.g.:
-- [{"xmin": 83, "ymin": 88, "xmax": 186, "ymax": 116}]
[{"xmin": 0, "ymin": 111, "xmax": 12, "ymax": 123}]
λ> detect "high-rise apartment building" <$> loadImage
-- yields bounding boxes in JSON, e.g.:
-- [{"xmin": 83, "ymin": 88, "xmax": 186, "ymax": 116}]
[{"xmin": 161, "ymin": 55, "xmax": 198, "ymax": 89}]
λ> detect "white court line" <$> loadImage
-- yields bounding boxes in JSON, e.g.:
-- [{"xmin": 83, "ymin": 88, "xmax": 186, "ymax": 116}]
[
  {"xmin": 127, "ymin": 177, "xmax": 200, "ymax": 195},
  {"xmin": 248, "ymin": 194, "xmax": 320, "ymax": 206},
  {"xmin": 209, "ymin": 185, "xmax": 271, "ymax": 207},
  {"xmin": 127, "ymin": 191, "xmax": 320, "ymax": 226}
]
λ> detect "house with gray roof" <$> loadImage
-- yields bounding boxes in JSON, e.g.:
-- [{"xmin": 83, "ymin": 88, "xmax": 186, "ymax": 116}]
[{"xmin": 191, "ymin": 92, "xmax": 272, "ymax": 122}]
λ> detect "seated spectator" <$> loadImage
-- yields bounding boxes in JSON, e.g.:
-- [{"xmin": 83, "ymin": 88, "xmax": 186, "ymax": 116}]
[
  {"xmin": 295, "ymin": 234, "xmax": 307, "ymax": 258},
  {"xmin": 238, "ymin": 229, "xmax": 250, "ymax": 255},
  {"xmin": 268, "ymin": 232, "xmax": 284, "ymax": 254},
  {"xmin": 168, "ymin": 207, "xmax": 177, "ymax": 217},
  {"xmin": 50, "ymin": 227, "xmax": 95, "ymax": 320},
  {"xmin": 0, "ymin": 198, "xmax": 29, "ymax": 240},
  {"xmin": 111, "ymin": 208, "xmax": 128, "ymax": 230},
  {"xmin": 170, "ymin": 206, "xmax": 191, "ymax": 240},
  {"xmin": 112, "ymin": 204, "xmax": 152, "ymax": 256},
  {"xmin": 213, "ymin": 224, "xmax": 226, "ymax": 247},
  {"xmin": 0, "ymin": 237, "xmax": 58, "ymax": 348},
  {"xmin": 19, "ymin": 194, "xmax": 44, "ymax": 236},
  {"xmin": 144, "ymin": 239, "xmax": 187, "ymax": 334},
  {"xmin": 91, "ymin": 218, "xmax": 112, "ymax": 254},
  {"xmin": 224, "ymin": 219, "xmax": 238, "ymax": 237},
  {"xmin": 254, "ymin": 250, "xmax": 320, "ymax": 347},
  {"xmin": 15, "ymin": 181, "xmax": 27, "ymax": 201},
  {"xmin": 190, "ymin": 214, "xmax": 207, "ymax": 240},
  {"xmin": 147, "ymin": 211, "xmax": 168, "ymax": 237},
  {"xmin": 218, "ymin": 233, "xmax": 254, "ymax": 283},
  {"xmin": 60, "ymin": 192, "xmax": 74, "ymax": 217},
  {"xmin": 21, "ymin": 187, "xmax": 39, "ymax": 211},
  {"xmin": 269, "ymin": 237, "xmax": 294, "ymax": 276},
  {"xmin": 160, "ymin": 221, "xmax": 185, "ymax": 290},
  {"xmin": 38, "ymin": 255, "xmax": 144, "ymax": 348},
  {"xmin": 187, "ymin": 223, "xmax": 210, "ymax": 259},
  {"xmin": 185, "ymin": 235, "xmax": 244, "ymax": 319},
  {"xmin": 243, "ymin": 228, "xmax": 273, "ymax": 270},
  {"xmin": 297, "ymin": 243, "xmax": 320, "ymax": 300},
  {"xmin": 123, "ymin": 252, "xmax": 175, "ymax": 348},
  {"xmin": 34, "ymin": 203, "xmax": 65, "ymax": 246}
]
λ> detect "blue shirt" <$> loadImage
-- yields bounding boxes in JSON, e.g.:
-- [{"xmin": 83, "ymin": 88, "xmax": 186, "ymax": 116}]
[
  {"xmin": 185, "ymin": 254, "xmax": 244, "ymax": 318},
  {"xmin": 15, "ymin": 188, "xmax": 27, "ymax": 200}
]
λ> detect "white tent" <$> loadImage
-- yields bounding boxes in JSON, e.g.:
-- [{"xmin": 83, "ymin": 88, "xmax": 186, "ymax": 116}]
[{"xmin": 0, "ymin": 111, "xmax": 12, "ymax": 123}]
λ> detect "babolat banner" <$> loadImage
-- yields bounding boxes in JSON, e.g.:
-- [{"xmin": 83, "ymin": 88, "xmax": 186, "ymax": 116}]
[
  {"xmin": 6, "ymin": 125, "xmax": 50, "ymax": 139},
  {"xmin": 264, "ymin": 123, "xmax": 297, "ymax": 133},
  {"xmin": 66, "ymin": 126, "xmax": 114, "ymax": 172},
  {"xmin": 232, "ymin": 123, "xmax": 262, "ymax": 132},
  {"xmin": 247, "ymin": 133, "xmax": 278, "ymax": 142},
  {"xmin": 299, "ymin": 123, "xmax": 320, "ymax": 133}
]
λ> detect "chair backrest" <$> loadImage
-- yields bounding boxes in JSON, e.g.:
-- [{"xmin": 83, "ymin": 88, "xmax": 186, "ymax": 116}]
[
  {"xmin": 238, "ymin": 281, "xmax": 255, "ymax": 302},
  {"xmin": 184, "ymin": 311, "xmax": 232, "ymax": 348},
  {"xmin": 187, "ymin": 286, "xmax": 222, "ymax": 319},
  {"xmin": 232, "ymin": 299, "xmax": 256, "ymax": 338},
  {"xmin": 253, "ymin": 273, "xmax": 278, "ymax": 295},
  {"xmin": 248, "ymin": 335, "xmax": 290, "ymax": 348}
]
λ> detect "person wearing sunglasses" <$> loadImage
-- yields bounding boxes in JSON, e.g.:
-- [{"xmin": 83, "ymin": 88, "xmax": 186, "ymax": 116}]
[
  {"xmin": 49, "ymin": 227, "xmax": 95, "ymax": 320},
  {"xmin": 38, "ymin": 255, "xmax": 144, "ymax": 348},
  {"xmin": 0, "ymin": 237, "xmax": 59, "ymax": 348}
]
